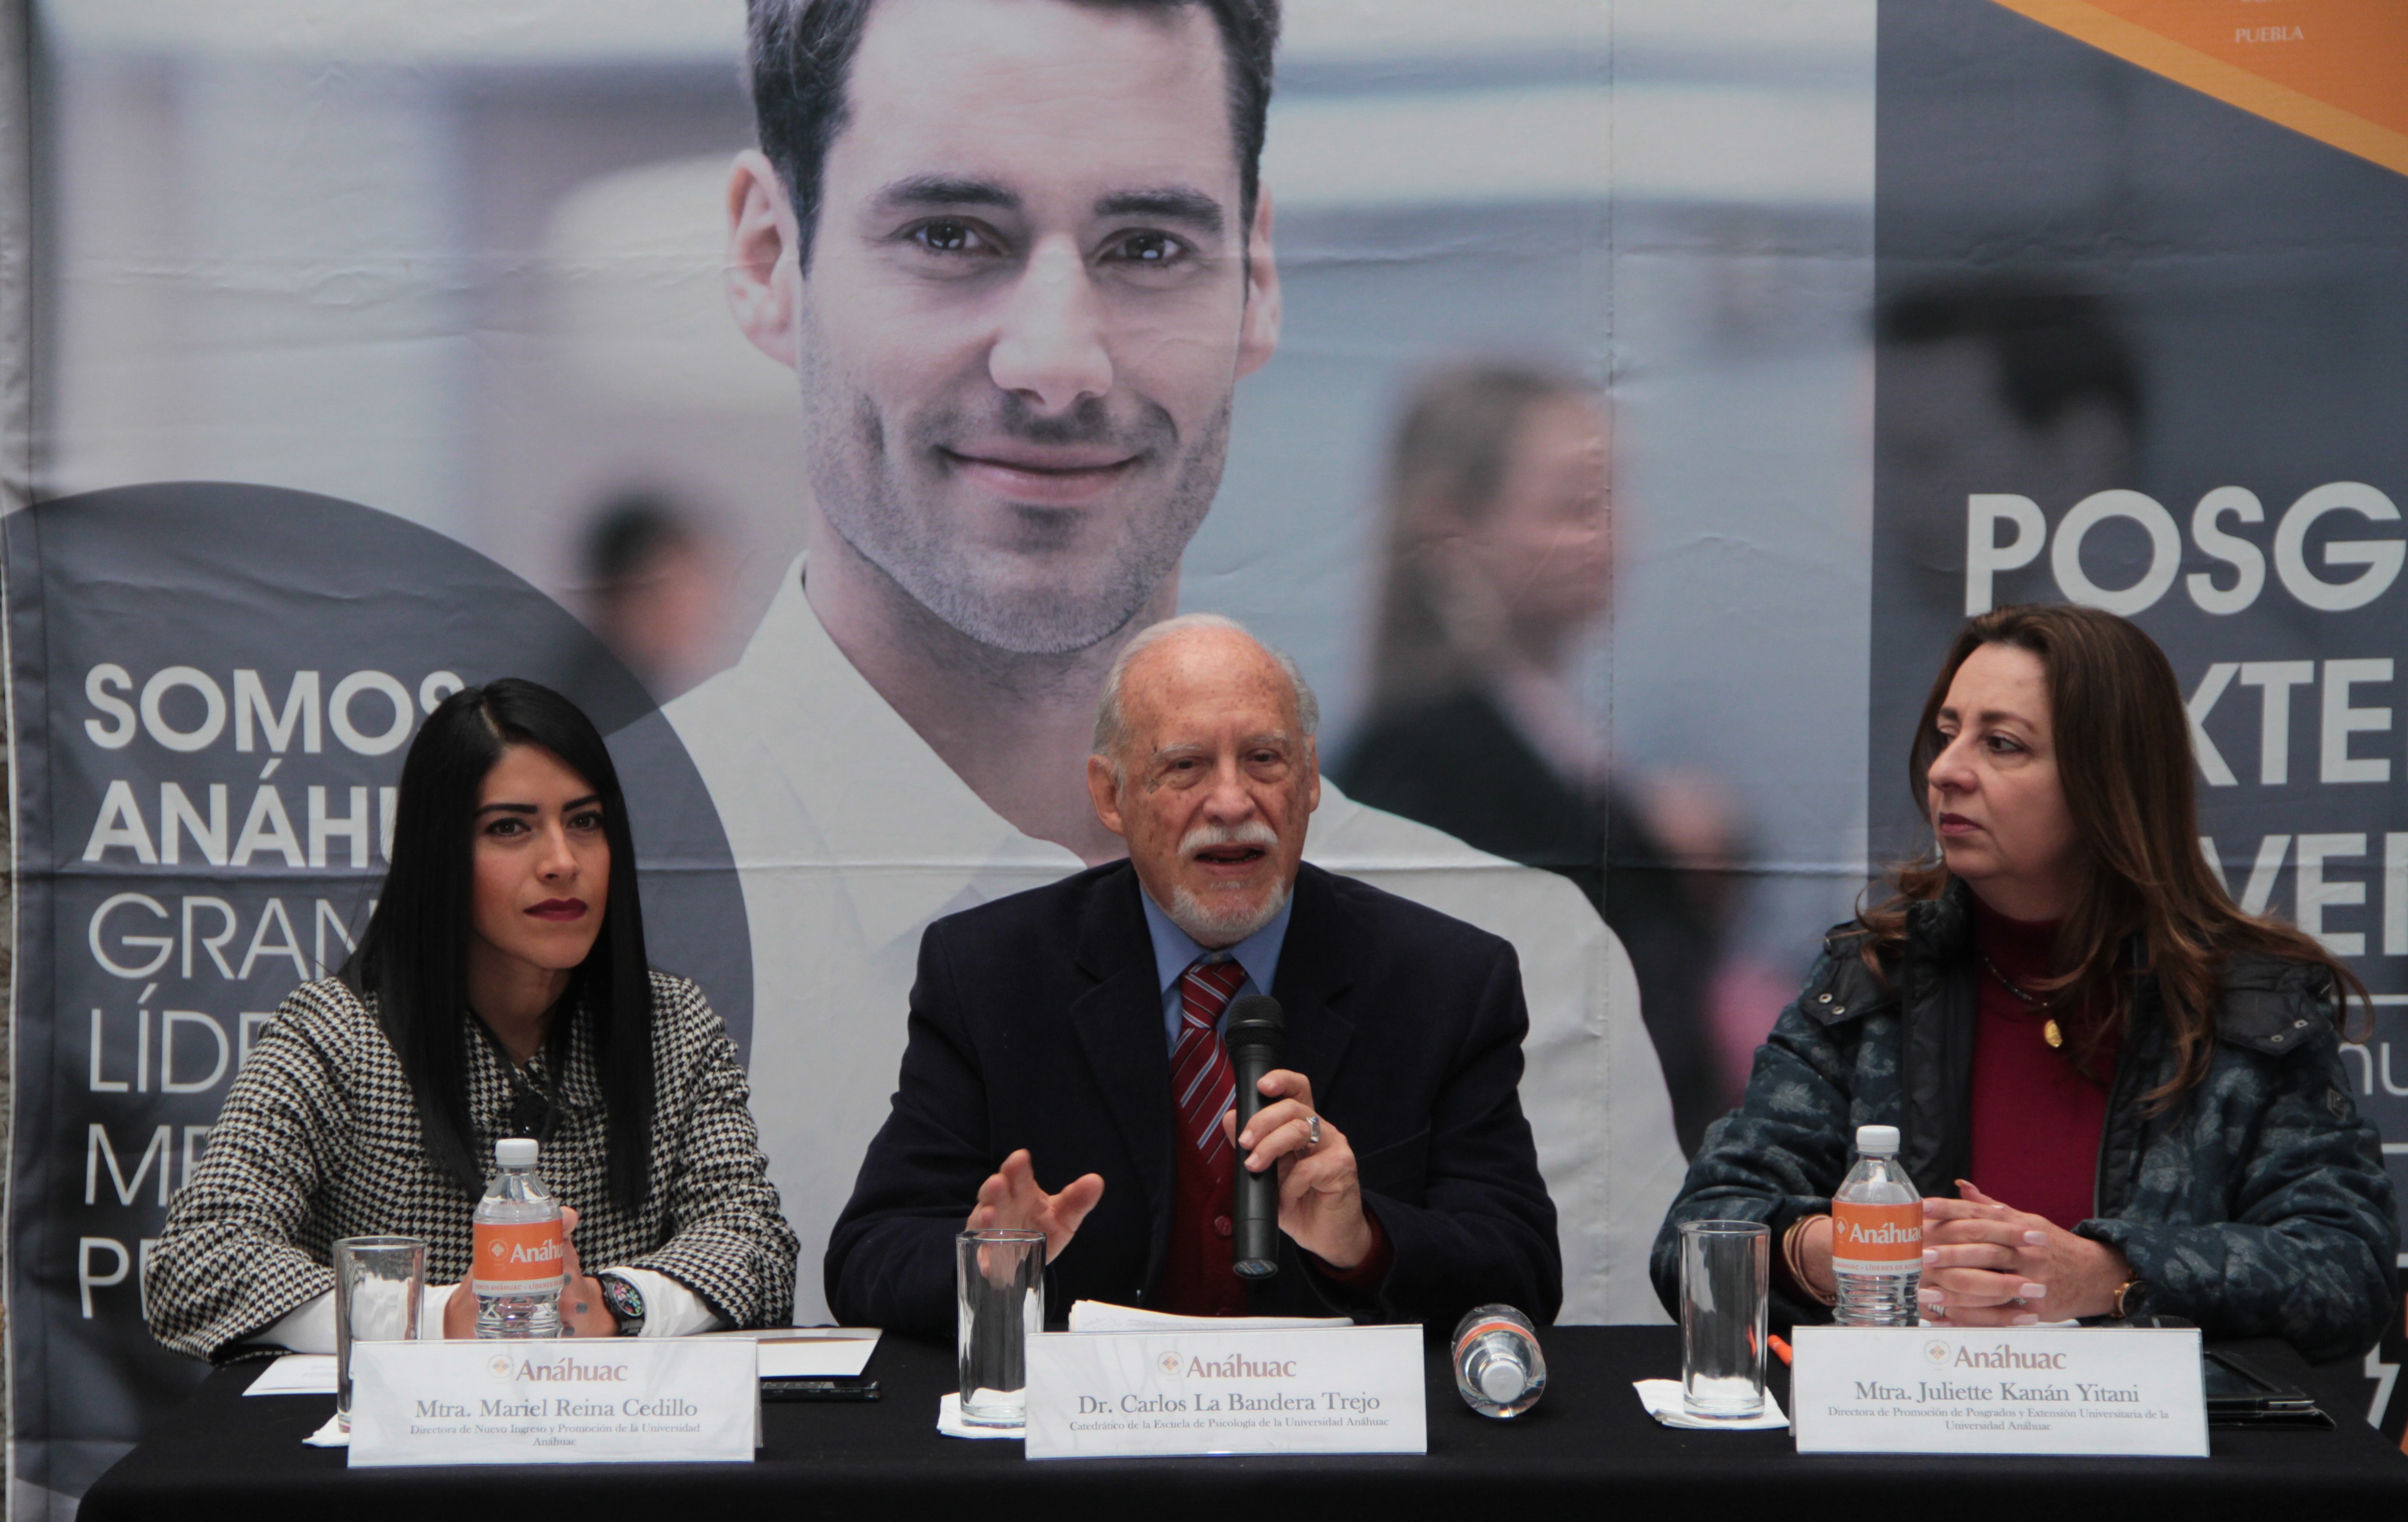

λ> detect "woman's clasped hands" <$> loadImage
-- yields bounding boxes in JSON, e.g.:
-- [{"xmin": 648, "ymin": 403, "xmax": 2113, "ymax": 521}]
[
  {"xmin": 440, "ymin": 1205, "xmax": 621, "ymax": 1338},
  {"xmin": 1917, "ymin": 1181, "xmax": 2131, "ymax": 1325}
]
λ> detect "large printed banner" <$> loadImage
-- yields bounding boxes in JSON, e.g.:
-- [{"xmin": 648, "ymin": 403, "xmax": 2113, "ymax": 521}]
[
  {"xmin": 12, "ymin": 0, "xmax": 2401, "ymax": 1510},
  {"xmin": 27, "ymin": 2, "xmax": 1885, "ymax": 1508},
  {"xmin": 1870, "ymin": 0, "xmax": 2408, "ymax": 1438}
]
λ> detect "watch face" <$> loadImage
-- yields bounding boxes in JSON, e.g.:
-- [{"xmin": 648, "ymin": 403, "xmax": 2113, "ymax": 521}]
[{"xmin": 602, "ymin": 1276, "xmax": 644, "ymax": 1325}]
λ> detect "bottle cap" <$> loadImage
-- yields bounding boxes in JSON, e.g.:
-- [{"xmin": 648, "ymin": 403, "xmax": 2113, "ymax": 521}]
[
  {"xmin": 1855, "ymin": 1123, "xmax": 1900, "ymax": 1156},
  {"xmin": 1477, "ymin": 1354, "xmax": 1528, "ymax": 1404},
  {"xmin": 496, "ymin": 1137, "xmax": 540, "ymax": 1167}
]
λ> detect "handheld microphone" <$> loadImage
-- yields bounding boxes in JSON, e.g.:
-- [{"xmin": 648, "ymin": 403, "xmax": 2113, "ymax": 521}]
[{"xmin": 1224, "ymin": 994, "xmax": 1287, "ymax": 1279}]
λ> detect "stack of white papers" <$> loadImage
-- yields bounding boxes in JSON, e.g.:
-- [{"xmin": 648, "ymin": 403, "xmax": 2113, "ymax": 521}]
[
  {"xmin": 1065, "ymin": 1301, "xmax": 1352, "ymax": 1333},
  {"xmin": 244, "ymin": 1355, "xmax": 336, "ymax": 1396},
  {"xmin": 748, "ymin": 1329, "xmax": 882, "ymax": 1378}
]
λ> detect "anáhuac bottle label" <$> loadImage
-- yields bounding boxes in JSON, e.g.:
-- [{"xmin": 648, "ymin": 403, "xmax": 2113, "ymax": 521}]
[
  {"xmin": 1830, "ymin": 1201, "xmax": 1920, "ymax": 1272},
  {"xmin": 473, "ymin": 1220, "xmax": 567, "ymax": 1295}
]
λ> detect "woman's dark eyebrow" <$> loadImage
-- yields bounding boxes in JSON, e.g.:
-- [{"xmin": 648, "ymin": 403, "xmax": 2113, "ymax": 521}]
[
  {"xmin": 1935, "ymin": 704, "xmax": 2034, "ymax": 728},
  {"xmin": 474, "ymin": 794, "xmax": 601, "ymax": 817}
]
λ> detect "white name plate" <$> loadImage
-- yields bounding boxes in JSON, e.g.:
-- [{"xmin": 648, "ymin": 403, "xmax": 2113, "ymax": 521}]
[
  {"xmin": 349, "ymin": 1338, "xmax": 758, "ymax": 1467},
  {"xmin": 1023, "ymin": 1325, "xmax": 1425, "ymax": 1459},
  {"xmin": 1791, "ymin": 1326, "xmax": 2207, "ymax": 1457}
]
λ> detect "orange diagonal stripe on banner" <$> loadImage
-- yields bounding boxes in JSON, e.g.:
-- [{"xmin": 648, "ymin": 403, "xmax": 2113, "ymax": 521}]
[{"xmin": 1990, "ymin": 0, "xmax": 2408, "ymax": 179}]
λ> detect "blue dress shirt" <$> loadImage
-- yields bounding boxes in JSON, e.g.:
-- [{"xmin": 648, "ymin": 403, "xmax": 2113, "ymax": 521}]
[{"xmin": 1138, "ymin": 888, "xmax": 1292, "ymax": 1054}]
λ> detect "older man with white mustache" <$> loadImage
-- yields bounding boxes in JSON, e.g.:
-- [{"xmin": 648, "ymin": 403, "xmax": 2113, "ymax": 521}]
[{"xmin": 825, "ymin": 614, "xmax": 1561, "ymax": 1332}]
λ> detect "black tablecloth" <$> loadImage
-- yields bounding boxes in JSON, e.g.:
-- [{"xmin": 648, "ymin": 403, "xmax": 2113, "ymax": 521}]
[{"xmin": 82, "ymin": 1328, "xmax": 2408, "ymax": 1522}]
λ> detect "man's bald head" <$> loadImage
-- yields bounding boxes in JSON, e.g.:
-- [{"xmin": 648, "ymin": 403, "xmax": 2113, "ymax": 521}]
[{"xmin": 1092, "ymin": 612, "xmax": 1317, "ymax": 783}]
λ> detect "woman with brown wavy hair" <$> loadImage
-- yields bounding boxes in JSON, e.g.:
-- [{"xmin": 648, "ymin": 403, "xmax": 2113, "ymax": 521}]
[{"xmin": 1651, "ymin": 603, "xmax": 2398, "ymax": 1361}]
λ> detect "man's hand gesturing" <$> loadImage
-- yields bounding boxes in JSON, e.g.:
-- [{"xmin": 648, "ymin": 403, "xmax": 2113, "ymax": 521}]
[{"xmin": 968, "ymin": 1149, "xmax": 1105, "ymax": 1264}]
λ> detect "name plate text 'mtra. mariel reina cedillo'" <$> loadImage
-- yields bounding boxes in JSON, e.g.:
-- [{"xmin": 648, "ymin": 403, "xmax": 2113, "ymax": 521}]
[{"xmin": 347, "ymin": 1339, "xmax": 758, "ymax": 1466}]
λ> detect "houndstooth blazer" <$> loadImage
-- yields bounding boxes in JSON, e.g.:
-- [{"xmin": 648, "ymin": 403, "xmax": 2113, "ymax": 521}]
[{"xmin": 146, "ymin": 972, "xmax": 799, "ymax": 1361}]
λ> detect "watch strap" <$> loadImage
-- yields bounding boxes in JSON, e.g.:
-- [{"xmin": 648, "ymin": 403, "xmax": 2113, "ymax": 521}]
[
  {"xmin": 598, "ymin": 1272, "xmax": 646, "ymax": 1336},
  {"xmin": 2112, "ymin": 1277, "xmax": 2149, "ymax": 1320}
]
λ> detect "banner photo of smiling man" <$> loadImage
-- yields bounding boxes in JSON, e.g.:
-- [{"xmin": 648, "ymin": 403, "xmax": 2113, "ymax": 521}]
[{"xmin": 666, "ymin": 0, "xmax": 1684, "ymax": 1326}]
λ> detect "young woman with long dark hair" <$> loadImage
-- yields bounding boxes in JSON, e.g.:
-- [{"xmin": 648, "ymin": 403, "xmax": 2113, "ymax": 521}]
[
  {"xmin": 147, "ymin": 679, "xmax": 796, "ymax": 1358},
  {"xmin": 1653, "ymin": 604, "xmax": 2397, "ymax": 1361}
]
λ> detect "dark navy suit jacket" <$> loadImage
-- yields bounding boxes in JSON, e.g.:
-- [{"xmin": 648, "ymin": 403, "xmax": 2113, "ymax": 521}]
[{"xmin": 825, "ymin": 860, "xmax": 1562, "ymax": 1334}]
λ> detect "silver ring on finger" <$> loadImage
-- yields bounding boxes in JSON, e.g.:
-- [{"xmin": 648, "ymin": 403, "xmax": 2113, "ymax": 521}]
[
  {"xmin": 1306, "ymin": 1115, "xmax": 1322, "ymax": 1148},
  {"xmin": 2008, "ymin": 1296, "xmax": 2026, "ymax": 1308}
]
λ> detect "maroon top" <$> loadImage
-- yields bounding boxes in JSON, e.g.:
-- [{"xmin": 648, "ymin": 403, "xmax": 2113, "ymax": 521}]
[
  {"xmin": 1154, "ymin": 1112, "xmax": 1250, "ymax": 1317},
  {"xmin": 1965, "ymin": 899, "xmax": 2120, "ymax": 1232},
  {"xmin": 1152, "ymin": 1118, "xmax": 1392, "ymax": 1318}
]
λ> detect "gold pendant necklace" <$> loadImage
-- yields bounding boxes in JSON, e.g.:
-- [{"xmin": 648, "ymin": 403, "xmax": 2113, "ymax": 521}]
[{"xmin": 1980, "ymin": 950, "xmax": 2065, "ymax": 1048}]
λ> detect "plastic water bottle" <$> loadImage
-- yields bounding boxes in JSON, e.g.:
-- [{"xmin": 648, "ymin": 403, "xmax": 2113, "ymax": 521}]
[
  {"xmin": 473, "ymin": 1137, "xmax": 565, "ymax": 1338},
  {"xmin": 1452, "ymin": 1305, "xmax": 1547, "ymax": 1418},
  {"xmin": 1831, "ymin": 1123, "xmax": 1922, "ymax": 1326}
]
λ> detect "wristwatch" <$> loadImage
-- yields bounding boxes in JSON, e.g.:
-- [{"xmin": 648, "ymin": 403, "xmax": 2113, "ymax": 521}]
[
  {"xmin": 2112, "ymin": 1277, "xmax": 2150, "ymax": 1320},
  {"xmin": 598, "ymin": 1273, "xmax": 646, "ymax": 1337}
]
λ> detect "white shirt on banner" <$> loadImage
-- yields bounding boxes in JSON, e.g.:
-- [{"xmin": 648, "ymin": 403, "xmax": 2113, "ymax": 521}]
[{"xmin": 665, "ymin": 558, "xmax": 1684, "ymax": 1326}]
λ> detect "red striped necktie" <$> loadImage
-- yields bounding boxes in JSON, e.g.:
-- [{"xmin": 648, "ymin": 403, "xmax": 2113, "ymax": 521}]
[{"xmin": 1171, "ymin": 955, "xmax": 1248, "ymax": 1168}]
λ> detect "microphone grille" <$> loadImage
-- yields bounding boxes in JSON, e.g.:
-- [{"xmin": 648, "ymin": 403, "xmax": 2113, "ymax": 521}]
[{"xmin": 1224, "ymin": 994, "xmax": 1285, "ymax": 1048}]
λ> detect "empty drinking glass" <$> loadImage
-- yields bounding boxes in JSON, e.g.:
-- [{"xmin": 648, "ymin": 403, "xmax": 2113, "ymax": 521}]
[
  {"xmin": 956, "ymin": 1229, "xmax": 1047, "ymax": 1428},
  {"xmin": 334, "ymin": 1235, "xmax": 427, "ymax": 1431},
  {"xmin": 1679, "ymin": 1219, "xmax": 1768, "ymax": 1420}
]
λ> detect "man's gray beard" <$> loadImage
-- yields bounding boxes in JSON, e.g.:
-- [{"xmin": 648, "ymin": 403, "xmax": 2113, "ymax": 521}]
[
  {"xmin": 796, "ymin": 361, "xmax": 1231, "ymax": 656},
  {"xmin": 1166, "ymin": 879, "xmax": 1289, "ymax": 947}
]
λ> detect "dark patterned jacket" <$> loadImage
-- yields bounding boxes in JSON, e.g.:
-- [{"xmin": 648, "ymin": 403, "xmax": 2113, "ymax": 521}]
[
  {"xmin": 147, "ymin": 973, "xmax": 798, "ymax": 1361},
  {"xmin": 1653, "ymin": 884, "xmax": 2399, "ymax": 1363}
]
